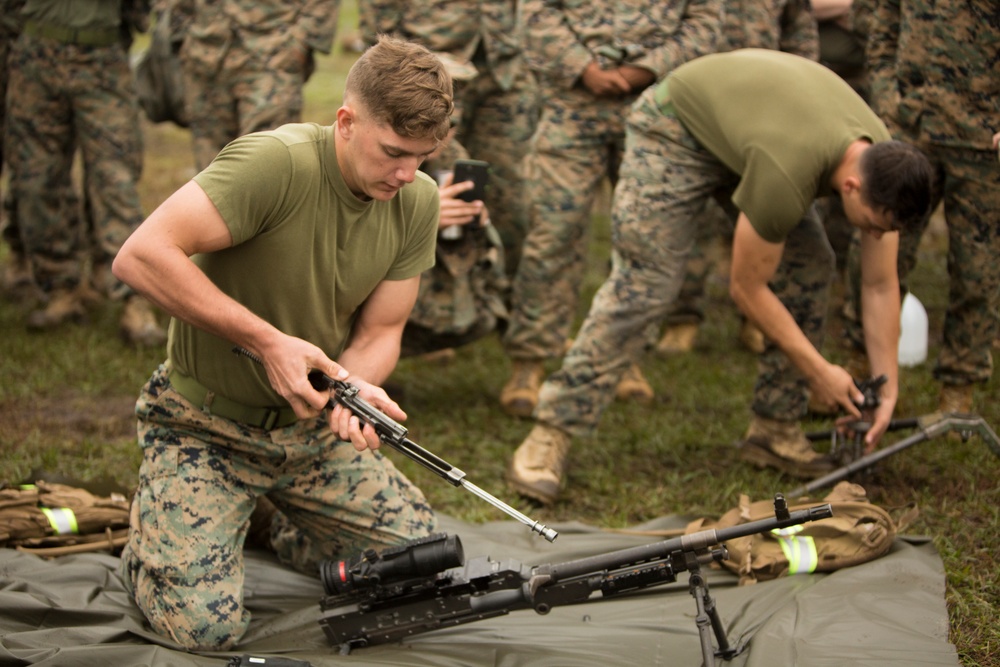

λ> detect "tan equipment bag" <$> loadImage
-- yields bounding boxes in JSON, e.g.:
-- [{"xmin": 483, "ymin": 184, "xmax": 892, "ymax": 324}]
[
  {"xmin": 0, "ymin": 481, "xmax": 131, "ymax": 557},
  {"xmin": 687, "ymin": 482, "xmax": 901, "ymax": 585}
]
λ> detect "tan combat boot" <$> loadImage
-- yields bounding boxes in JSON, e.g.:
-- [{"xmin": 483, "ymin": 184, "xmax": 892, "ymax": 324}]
[
  {"xmin": 507, "ymin": 423, "xmax": 572, "ymax": 505},
  {"xmin": 738, "ymin": 319, "xmax": 766, "ymax": 354},
  {"xmin": 737, "ymin": 415, "xmax": 835, "ymax": 478},
  {"xmin": 26, "ymin": 288, "xmax": 87, "ymax": 330},
  {"xmin": 615, "ymin": 363, "xmax": 654, "ymax": 405},
  {"xmin": 656, "ymin": 322, "xmax": 699, "ymax": 355},
  {"xmin": 120, "ymin": 295, "xmax": 167, "ymax": 347},
  {"xmin": 2, "ymin": 250, "xmax": 41, "ymax": 303},
  {"xmin": 500, "ymin": 360, "xmax": 545, "ymax": 418}
]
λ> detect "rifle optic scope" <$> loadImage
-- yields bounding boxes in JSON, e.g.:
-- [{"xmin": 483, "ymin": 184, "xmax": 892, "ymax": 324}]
[{"xmin": 320, "ymin": 533, "xmax": 465, "ymax": 596}]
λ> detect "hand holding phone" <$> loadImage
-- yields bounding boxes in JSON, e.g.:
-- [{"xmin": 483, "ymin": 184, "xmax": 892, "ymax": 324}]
[{"xmin": 452, "ymin": 159, "xmax": 489, "ymax": 203}]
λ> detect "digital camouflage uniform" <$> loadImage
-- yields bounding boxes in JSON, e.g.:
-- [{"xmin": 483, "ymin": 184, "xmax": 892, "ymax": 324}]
[
  {"xmin": 535, "ymin": 50, "xmax": 883, "ymax": 437},
  {"xmin": 172, "ymin": 0, "xmax": 339, "ymax": 170},
  {"xmin": 503, "ymin": 0, "xmax": 723, "ymax": 363},
  {"xmin": 662, "ymin": 0, "xmax": 819, "ymax": 331},
  {"xmin": 359, "ymin": 0, "xmax": 538, "ymax": 279},
  {"xmin": 4, "ymin": 0, "xmax": 148, "ymax": 300},
  {"xmin": 0, "ymin": 3, "xmax": 23, "ymax": 257},
  {"xmin": 842, "ymin": 0, "xmax": 1000, "ymax": 389},
  {"xmin": 121, "ymin": 364, "xmax": 436, "ymax": 650}
]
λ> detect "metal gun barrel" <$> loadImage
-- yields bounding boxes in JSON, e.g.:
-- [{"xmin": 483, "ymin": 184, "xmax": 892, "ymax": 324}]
[{"xmin": 462, "ymin": 479, "xmax": 558, "ymax": 542}]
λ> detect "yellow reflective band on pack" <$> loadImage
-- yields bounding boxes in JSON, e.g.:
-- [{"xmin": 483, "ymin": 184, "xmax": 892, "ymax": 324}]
[
  {"xmin": 41, "ymin": 507, "xmax": 79, "ymax": 535},
  {"xmin": 772, "ymin": 525, "xmax": 818, "ymax": 574}
]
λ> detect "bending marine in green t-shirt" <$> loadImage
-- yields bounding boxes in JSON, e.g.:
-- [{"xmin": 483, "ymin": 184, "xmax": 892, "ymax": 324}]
[
  {"xmin": 508, "ymin": 50, "xmax": 934, "ymax": 505},
  {"xmin": 111, "ymin": 36, "xmax": 454, "ymax": 650}
]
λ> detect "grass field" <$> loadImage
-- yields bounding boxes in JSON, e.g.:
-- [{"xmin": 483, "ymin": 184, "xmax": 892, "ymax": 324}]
[{"xmin": 0, "ymin": 5, "xmax": 997, "ymax": 665}]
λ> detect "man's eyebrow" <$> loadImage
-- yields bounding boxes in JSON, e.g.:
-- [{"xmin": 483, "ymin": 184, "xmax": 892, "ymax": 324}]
[{"xmin": 382, "ymin": 142, "xmax": 437, "ymax": 158}]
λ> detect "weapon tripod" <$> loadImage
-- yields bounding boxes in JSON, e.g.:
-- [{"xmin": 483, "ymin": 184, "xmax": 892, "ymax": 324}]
[{"xmin": 789, "ymin": 410, "xmax": 1000, "ymax": 498}]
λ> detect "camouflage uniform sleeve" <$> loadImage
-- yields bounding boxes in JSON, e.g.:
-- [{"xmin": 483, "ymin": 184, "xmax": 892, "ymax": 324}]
[
  {"xmin": 778, "ymin": 0, "xmax": 819, "ymax": 60},
  {"xmin": 631, "ymin": 0, "xmax": 723, "ymax": 80},
  {"xmin": 520, "ymin": 0, "xmax": 595, "ymax": 89},
  {"xmin": 865, "ymin": 0, "xmax": 901, "ymax": 125},
  {"xmin": 357, "ymin": 0, "xmax": 404, "ymax": 46},
  {"xmin": 296, "ymin": 0, "xmax": 340, "ymax": 54}
]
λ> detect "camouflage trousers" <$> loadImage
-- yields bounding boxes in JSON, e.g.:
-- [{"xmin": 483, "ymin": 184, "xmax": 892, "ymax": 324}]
[
  {"xmin": 120, "ymin": 364, "xmax": 437, "ymax": 650},
  {"xmin": 450, "ymin": 67, "xmax": 538, "ymax": 279},
  {"xmin": 182, "ymin": 42, "xmax": 308, "ymax": 171},
  {"xmin": 842, "ymin": 139, "xmax": 1000, "ymax": 386},
  {"xmin": 503, "ymin": 87, "xmax": 632, "ymax": 361},
  {"xmin": 536, "ymin": 91, "xmax": 834, "ymax": 437},
  {"xmin": 4, "ymin": 34, "xmax": 143, "ymax": 297}
]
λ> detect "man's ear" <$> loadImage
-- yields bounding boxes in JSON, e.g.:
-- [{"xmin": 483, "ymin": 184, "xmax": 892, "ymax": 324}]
[
  {"xmin": 842, "ymin": 174, "xmax": 862, "ymax": 196},
  {"xmin": 336, "ymin": 105, "xmax": 355, "ymax": 138}
]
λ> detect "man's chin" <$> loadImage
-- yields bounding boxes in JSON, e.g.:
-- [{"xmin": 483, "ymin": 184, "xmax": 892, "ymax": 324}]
[{"xmin": 369, "ymin": 184, "xmax": 401, "ymax": 201}]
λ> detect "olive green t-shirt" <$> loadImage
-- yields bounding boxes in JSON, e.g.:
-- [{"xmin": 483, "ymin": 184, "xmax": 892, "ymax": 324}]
[
  {"xmin": 663, "ymin": 49, "xmax": 891, "ymax": 242},
  {"xmin": 169, "ymin": 123, "xmax": 439, "ymax": 406}
]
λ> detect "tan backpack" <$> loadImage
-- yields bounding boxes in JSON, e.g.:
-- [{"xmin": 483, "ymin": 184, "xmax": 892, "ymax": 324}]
[
  {"xmin": 686, "ymin": 482, "xmax": 904, "ymax": 585},
  {"xmin": 0, "ymin": 480, "xmax": 131, "ymax": 557}
]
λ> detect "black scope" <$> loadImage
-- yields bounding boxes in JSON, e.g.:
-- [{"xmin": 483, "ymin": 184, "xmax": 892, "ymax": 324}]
[{"xmin": 320, "ymin": 533, "xmax": 465, "ymax": 596}]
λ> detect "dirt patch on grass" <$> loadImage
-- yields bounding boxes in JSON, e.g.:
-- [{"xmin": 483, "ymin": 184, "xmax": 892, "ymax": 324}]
[{"xmin": 0, "ymin": 391, "xmax": 137, "ymax": 443}]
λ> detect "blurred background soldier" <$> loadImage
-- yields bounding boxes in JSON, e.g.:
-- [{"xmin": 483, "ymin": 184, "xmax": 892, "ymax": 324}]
[
  {"xmin": 840, "ymin": 0, "xmax": 1000, "ymax": 417},
  {"xmin": 499, "ymin": 0, "xmax": 723, "ymax": 418},
  {"xmin": 655, "ymin": 0, "xmax": 819, "ymax": 357},
  {"xmin": 4, "ymin": 0, "xmax": 166, "ymax": 346},
  {"xmin": 0, "ymin": 1, "xmax": 31, "ymax": 300},
  {"xmin": 358, "ymin": 0, "xmax": 538, "ymax": 281},
  {"xmin": 170, "ymin": 0, "xmax": 340, "ymax": 171}
]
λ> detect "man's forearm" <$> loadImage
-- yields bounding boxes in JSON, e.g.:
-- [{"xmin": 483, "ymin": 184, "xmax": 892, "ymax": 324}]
[{"xmin": 338, "ymin": 332, "xmax": 404, "ymax": 385}]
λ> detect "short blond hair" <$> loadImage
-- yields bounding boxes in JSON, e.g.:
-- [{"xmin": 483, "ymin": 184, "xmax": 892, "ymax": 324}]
[{"xmin": 345, "ymin": 35, "xmax": 454, "ymax": 142}]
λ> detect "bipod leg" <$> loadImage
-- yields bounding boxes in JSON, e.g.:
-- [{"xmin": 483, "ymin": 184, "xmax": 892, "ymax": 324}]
[{"xmin": 685, "ymin": 552, "xmax": 736, "ymax": 666}]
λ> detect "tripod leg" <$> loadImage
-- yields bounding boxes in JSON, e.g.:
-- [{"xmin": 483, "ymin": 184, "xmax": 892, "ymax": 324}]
[{"xmin": 689, "ymin": 570, "xmax": 736, "ymax": 666}]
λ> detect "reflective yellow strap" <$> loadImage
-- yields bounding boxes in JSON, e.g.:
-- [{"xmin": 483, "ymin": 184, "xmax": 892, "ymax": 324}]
[
  {"xmin": 772, "ymin": 525, "xmax": 818, "ymax": 574},
  {"xmin": 40, "ymin": 507, "xmax": 79, "ymax": 535}
]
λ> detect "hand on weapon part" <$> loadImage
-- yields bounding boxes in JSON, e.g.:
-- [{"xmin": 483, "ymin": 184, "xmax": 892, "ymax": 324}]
[
  {"xmin": 235, "ymin": 338, "xmax": 349, "ymax": 421},
  {"xmin": 327, "ymin": 376, "xmax": 405, "ymax": 452},
  {"xmin": 835, "ymin": 375, "xmax": 889, "ymax": 453},
  {"xmin": 810, "ymin": 361, "xmax": 865, "ymax": 419}
]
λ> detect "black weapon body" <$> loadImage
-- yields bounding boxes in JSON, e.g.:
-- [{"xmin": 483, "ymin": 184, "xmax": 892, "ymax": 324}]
[{"xmin": 318, "ymin": 497, "xmax": 833, "ymax": 664}]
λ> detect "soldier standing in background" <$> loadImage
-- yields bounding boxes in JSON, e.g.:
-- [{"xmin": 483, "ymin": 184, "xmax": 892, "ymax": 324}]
[
  {"xmin": 508, "ymin": 50, "xmax": 933, "ymax": 503},
  {"xmin": 840, "ymin": 0, "xmax": 1000, "ymax": 416},
  {"xmin": 4, "ymin": 0, "xmax": 166, "ymax": 346},
  {"xmin": 0, "ymin": 1, "xmax": 31, "ymax": 299},
  {"xmin": 499, "ymin": 0, "xmax": 723, "ymax": 418},
  {"xmin": 655, "ymin": 0, "xmax": 819, "ymax": 356},
  {"xmin": 172, "ymin": 0, "xmax": 340, "ymax": 171},
  {"xmin": 358, "ymin": 0, "xmax": 538, "ymax": 281}
]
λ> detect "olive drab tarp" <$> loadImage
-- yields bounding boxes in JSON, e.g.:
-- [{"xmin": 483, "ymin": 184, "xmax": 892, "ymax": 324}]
[{"xmin": 0, "ymin": 514, "xmax": 958, "ymax": 666}]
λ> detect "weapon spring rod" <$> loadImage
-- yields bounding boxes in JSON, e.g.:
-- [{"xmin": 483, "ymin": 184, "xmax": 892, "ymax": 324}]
[{"xmin": 461, "ymin": 479, "xmax": 558, "ymax": 542}]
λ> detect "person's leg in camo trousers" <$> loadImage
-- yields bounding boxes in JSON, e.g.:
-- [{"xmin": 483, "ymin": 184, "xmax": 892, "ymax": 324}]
[
  {"xmin": 508, "ymin": 91, "xmax": 729, "ymax": 503},
  {"xmin": 120, "ymin": 365, "xmax": 437, "ymax": 650},
  {"xmin": 500, "ymin": 88, "xmax": 654, "ymax": 416}
]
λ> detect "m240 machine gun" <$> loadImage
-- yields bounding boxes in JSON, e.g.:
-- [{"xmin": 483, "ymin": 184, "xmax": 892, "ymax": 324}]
[{"xmin": 318, "ymin": 495, "xmax": 834, "ymax": 665}]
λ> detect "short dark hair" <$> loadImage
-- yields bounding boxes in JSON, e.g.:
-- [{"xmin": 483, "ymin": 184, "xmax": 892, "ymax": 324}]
[
  {"xmin": 345, "ymin": 35, "xmax": 454, "ymax": 142},
  {"xmin": 859, "ymin": 141, "xmax": 934, "ymax": 232}
]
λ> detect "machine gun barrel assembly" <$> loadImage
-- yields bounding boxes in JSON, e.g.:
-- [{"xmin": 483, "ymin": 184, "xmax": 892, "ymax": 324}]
[{"xmin": 233, "ymin": 347, "xmax": 557, "ymax": 542}]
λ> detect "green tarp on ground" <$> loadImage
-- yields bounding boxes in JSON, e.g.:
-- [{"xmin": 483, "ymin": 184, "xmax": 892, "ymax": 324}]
[{"xmin": 0, "ymin": 515, "xmax": 958, "ymax": 666}]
